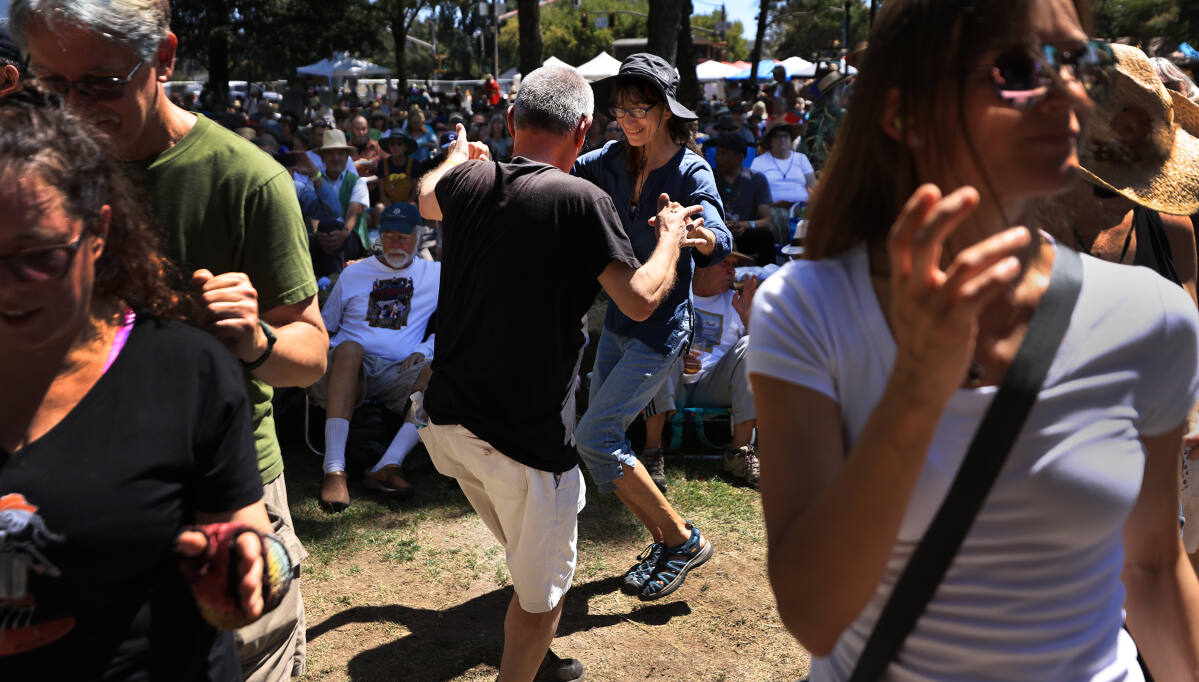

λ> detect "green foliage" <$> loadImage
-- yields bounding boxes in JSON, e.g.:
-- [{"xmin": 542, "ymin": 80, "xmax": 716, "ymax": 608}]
[
  {"xmin": 770, "ymin": 0, "xmax": 870, "ymax": 61},
  {"xmin": 1093, "ymin": 0, "xmax": 1188, "ymax": 43},
  {"xmin": 693, "ymin": 11, "xmax": 749, "ymax": 61}
]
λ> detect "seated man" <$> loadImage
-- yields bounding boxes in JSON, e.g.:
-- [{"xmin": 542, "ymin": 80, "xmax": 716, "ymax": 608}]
[
  {"xmin": 307, "ymin": 128, "xmax": 371, "ymax": 277},
  {"xmin": 308, "ymin": 203, "xmax": 439, "ymax": 512},
  {"xmin": 643, "ymin": 251, "xmax": 760, "ymax": 489},
  {"xmin": 708, "ymin": 133, "xmax": 776, "ymax": 266}
]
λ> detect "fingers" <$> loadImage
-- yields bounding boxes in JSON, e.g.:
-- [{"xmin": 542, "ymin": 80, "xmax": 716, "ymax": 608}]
[
  {"xmin": 657, "ymin": 192, "xmax": 671, "ymax": 214},
  {"xmin": 941, "ymin": 227, "xmax": 1030, "ymax": 305},
  {"xmin": 907, "ymin": 187, "xmax": 980, "ymax": 283},
  {"xmin": 192, "ymin": 268, "xmax": 215, "ymax": 288},
  {"xmin": 174, "ymin": 530, "xmax": 208, "ymax": 558},
  {"xmin": 887, "ymin": 184, "xmax": 941, "ymax": 278},
  {"xmin": 236, "ymin": 533, "xmax": 265, "ymax": 619},
  {"xmin": 681, "ymin": 237, "xmax": 709, "ymax": 248}
]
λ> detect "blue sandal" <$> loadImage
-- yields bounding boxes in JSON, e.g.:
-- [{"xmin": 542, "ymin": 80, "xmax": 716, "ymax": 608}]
[
  {"xmin": 621, "ymin": 542, "xmax": 664, "ymax": 595},
  {"xmin": 638, "ymin": 523, "xmax": 713, "ymax": 601}
]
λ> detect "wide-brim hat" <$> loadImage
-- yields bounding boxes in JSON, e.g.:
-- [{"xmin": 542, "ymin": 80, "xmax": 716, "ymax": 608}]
[
  {"xmin": 759, "ymin": 118, "xmax": 800, "ymax": 149},
  {"xmin": 315, "ymin": 128, "xmax": 356, "ymax": 153},
  {"xmin": 591, "ymin": 53, "xmax": 697, "ymax": 121},
  {"xmin": 1078, "ymin": 43, "xmax": 1199, "ymax": 215},
  {"xmin": 727, "ymin": 251, "xmax": 755, "ymax": 266},
  {"xmin": 382, "ymin": 130, "xmax": 417, "ymax": 154}
]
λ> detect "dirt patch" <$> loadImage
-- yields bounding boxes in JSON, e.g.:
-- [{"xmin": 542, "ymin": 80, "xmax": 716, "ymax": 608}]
[{"xmin": 292, "ymin": 459, "xmax": 811, "ymax": 681}]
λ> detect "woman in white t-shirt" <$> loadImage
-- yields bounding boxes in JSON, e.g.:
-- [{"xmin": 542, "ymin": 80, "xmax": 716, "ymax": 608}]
[
  {"xmin": 750, "ymin": 119, "xmax": 816, "ymax": 243},
  {"xmin": 748, "ymin": 0, "xmax": 1199, "ymax": 679}
]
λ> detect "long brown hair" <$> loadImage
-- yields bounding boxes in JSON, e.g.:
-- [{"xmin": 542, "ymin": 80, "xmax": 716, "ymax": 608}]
[
  {"xmin": 0, "ymin": 86, "xmax": 193, "ymax": 320},
  {"xmin": 609, "ymin": 80, "xmax": 701, "ymax": 177},
  {"xmin": 804, "ymin": 0, "xmax": 1091, "ymax": 260}
]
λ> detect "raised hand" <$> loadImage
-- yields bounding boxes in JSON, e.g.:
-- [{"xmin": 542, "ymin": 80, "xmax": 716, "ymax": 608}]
[
  {"xmin": 193, "ymin": 269, "xmax": 266, "ymax": 364},
  {"xmin": 733, "ymin": 275, "xmax": 758, "ymax": 327},
  {"xmin": 886, "ymin": 184, "xmax": 1031, "ymax": 404},
  {"xmin": 648, "ymin": 192, "xmax": 704, "ymax": 247}
]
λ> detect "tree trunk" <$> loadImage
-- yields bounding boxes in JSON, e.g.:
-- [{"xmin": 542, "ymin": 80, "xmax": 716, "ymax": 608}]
[
  {"xmin": 746, "ymin": 0, "xmax": 769, "ymax": 99},
  {"xmin": 676, "ymin": 0, "xmax": 700, "ymax": 109},
  {"xmin": 393, "ymin": 17, "xmax": 409, "ymax": 96},
  {"xmin": 208, "ymin": 30, "xmax": 230, "ymax": 111},
  {"xmin": 646, "ymin": 0, "xmax": 681, "ymax": 63},
  {"xmin": 517, "ymin": 0, "xmax": 543, "ymax": 77}
]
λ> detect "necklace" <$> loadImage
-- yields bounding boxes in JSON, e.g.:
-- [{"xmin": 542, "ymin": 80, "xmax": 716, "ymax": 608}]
[{"xmin": 769, "ymin": 152, "xmax": 793, "ymax": 181}]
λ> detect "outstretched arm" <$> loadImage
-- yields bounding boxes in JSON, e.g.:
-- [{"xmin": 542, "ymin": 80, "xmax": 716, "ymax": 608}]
[{"xmin": 418, "ymin": 123, "xmax": 490, "ymax": 221}]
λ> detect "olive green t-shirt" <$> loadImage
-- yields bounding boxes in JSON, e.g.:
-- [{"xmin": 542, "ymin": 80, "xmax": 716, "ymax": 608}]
[{"xmin": 138, "ymin": 114, "xmax": 318, "ymax": 486}]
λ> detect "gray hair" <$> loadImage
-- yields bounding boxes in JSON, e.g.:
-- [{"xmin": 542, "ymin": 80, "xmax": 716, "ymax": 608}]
[
  {"xmin": 512, "ymin": 66, "xmax": 593, "ymax": 136},
  {"xmin": 9, "ymin": 0, "xmax": 170, "ymax": 61},
  {"xmin": 1150, "ymin": 57, "xmax": 1199, "ymax": 102}
]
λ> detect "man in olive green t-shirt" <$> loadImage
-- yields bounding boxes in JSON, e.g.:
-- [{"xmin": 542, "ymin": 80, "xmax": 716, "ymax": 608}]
[{"xmin": 13, "ymin": 2, "xmax": 328, "ymax": 680}]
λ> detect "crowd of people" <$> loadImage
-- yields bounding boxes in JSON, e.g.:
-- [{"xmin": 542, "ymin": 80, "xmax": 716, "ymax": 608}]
[{"xmin": 6, "ymin": 0, "xmax": 1199, "ymax": 680}]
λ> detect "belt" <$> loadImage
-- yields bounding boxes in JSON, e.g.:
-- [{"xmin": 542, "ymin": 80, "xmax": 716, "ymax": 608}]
[{"xmin": 770, "ymin": 201, "xmax": 793, "ymax": 209}]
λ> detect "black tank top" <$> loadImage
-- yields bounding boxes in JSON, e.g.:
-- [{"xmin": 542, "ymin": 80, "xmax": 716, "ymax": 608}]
[{"xmin": 1129, "ymin": 206, "xmax": 1181, "ymax": 286}]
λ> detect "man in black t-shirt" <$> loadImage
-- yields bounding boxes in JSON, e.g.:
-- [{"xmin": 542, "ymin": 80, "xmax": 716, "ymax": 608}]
[{"xmin": 416, "ymin": 66, "xmax": 704, "ymax": 682}]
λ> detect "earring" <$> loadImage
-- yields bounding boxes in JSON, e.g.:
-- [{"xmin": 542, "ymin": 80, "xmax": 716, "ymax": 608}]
[{"xmin": 892, "ymin": 116, "xmax": 904, "ymax": 131}]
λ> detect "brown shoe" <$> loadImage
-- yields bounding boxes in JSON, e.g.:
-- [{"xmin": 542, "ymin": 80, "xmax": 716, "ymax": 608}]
[
  {"xmin": 320, "ymin": 471, "xmax": 350, "ymax": 513},
  {"xmin": 362, "ymin": 464, "xmax": 415, "ymax": 501}
]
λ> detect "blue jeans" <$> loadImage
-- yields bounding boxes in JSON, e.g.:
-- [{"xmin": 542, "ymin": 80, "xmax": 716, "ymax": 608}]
[{"xmin": 576, "ymin": 327, "xmax": 688, "ymax": 493}]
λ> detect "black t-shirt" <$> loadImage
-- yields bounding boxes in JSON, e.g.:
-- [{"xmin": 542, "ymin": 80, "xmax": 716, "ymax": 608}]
[
  {"xmin": 427, "ymin": 157, "xmax": 639, "ymax": 472},
  {"xmin": 0, "ymin": 316, "xmax": 263, "ymax": 681}
]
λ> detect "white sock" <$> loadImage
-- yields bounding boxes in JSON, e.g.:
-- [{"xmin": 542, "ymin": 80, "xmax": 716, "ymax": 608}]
[
  {"xmin": 323, "ymin": 418, "xmax": 351, "ymax": 474},
  {"xmin": 371, "ymin": 422, "xmax": 420, "ymax": 472}
]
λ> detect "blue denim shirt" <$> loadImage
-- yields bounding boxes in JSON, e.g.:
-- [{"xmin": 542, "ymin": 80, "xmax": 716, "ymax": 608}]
[{"xmin": 573, "ymin": 141, "xmax": 732, "ymax": 354}]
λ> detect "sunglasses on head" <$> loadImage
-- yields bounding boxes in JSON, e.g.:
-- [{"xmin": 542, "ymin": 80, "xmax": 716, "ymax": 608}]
[
  {"xmin": 985, "ymin": 39, "xmax": 1115, "ymax": 109},
  {"xmin": 36, "ymin": 59, "xmax": 148, "ymax": 102}
]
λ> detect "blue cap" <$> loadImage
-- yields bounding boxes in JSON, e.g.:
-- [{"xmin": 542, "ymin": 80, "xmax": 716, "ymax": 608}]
[
  {"xmin": 379, "ymin": 203, "xmax": 422, "ymax": 234},
  {"xmin": 439, "ymin": 131, "xmax": 458, "ymax": 149}
]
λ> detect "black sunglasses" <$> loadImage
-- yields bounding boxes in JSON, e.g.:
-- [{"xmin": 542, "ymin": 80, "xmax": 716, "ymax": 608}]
[
  {"xmin": 0, "ymin": 232, "xmax": 89, "ymax": 283},
  {"xmin": 36, "ymin": 60, "xmax": 148, "ymax": 102},
  {"xmin": 985, "ymin": 40, "xmax": 1115, "ymax": 109}
]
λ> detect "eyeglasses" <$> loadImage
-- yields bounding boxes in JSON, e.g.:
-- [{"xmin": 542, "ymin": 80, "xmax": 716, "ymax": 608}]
[
  {"xmin": 985, "ymin": 40, "xmax": 1115, "ymax": 109},
  {"xmin": 610, "ymin": 103, "xmax": 657, "ymax": 119},
  {"xmin": 36, "ymin": 59, "xmax": 148, "ymax": 102},
  {"xmin": 0, "ymin": 232, "xmax": 89, "ymax": 283}
]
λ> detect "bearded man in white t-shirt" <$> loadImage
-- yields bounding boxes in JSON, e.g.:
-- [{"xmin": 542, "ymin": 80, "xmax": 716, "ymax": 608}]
[
  {"xmin": 308, "ymin": 203, "xmax": 439, "ymax": 512},
  {"xmin": 644, "ymin": 251, "xmax": 761, "ymax": 488}
]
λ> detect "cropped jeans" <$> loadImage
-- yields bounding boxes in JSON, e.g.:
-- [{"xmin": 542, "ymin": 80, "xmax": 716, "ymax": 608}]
[{"xmin": 576, "ymin": 326, "xmax": 689, "ymax": 493}]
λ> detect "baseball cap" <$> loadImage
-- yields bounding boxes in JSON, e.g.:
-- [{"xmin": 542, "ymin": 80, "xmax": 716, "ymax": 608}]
[
  {"xmin": 378, "ymin": 203, "xmax": 423, "ymax": 234},
  {"xmin": 439, "ymin": 131, "xmax": 458, "ymax": 149},
  {"xmin": 0, "ymin": 27, "xmax": 24, "ymax": 70},
  {"xmin": 708, "ymin": 133, "xmax": 748, "ymax": 154}
]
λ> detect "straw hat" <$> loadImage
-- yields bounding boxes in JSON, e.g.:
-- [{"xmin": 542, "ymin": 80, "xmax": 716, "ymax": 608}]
[
  {"xmin": 315, "ymin": 128, "xmax": 356, "ymax": 153},
  {"xmin": 1078, "ymin": 43, "xmax": 1199, "ymax": 215},
  {"xmin": 758, "ymin": 118, "xmax": 800, "ymax": 149}
]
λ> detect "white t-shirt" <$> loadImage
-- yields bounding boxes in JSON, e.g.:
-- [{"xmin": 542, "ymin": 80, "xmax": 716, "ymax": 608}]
[
  {"xmin": 750, "ymin": 151, "xmax": 814, "ymax": 204},
  {"xmin": 322, "ymin": 255, "xmax": 440, "ymax": 363},
  {"xmin": 691, "ymin": 289, "xmax": 745, "ymax": 376},
  {"xmin": 747, "ymin": 245, "xmax": 1199, "ymax": 681}
]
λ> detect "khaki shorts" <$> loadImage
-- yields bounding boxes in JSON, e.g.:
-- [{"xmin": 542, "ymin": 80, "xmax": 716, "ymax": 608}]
[
  {"xmin": 420, "ymin": 421, "xmax": 586, "ymax": 613},
  {"xmin": 307, "ymin": 346, "xmax": 429, "ymax": 413}
]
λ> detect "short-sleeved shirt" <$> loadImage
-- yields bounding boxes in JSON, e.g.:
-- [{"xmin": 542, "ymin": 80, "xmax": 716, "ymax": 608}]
[
  {"xmin": 136, "ymin": 114, "xmax": 318, "ymax": 485},
  {"xmin": 750, "ymin": 150, "xmax": 814, "ymax": 205},
  {"xmin": 715, "ymin": 166, "xmax": 772, "ymax": 223},
  {"xmin": 573, "ymin": 141, "xmax": 733, "ymax": 354},
  {"xmin": 426, "ymin": 157, "xmax": 639, "ymax": 472},
  {"xmin": 322, "ymin": 255, "xmax": 439, "ymax": 363},
  {"xmin": 747, "ymin": 246, "xmax": 1199, "ymax": 680},
  {"xmin": 0, "ymin": 316, "xmax": 264, "ymax": 680}
]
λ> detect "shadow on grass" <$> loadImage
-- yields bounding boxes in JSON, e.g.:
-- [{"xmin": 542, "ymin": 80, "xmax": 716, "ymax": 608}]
[{"xmin": 308, "ymin": 576, "xmax": 692, "ymax": 681}]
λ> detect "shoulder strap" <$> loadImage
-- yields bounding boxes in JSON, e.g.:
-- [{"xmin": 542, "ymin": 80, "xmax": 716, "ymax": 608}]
[{"xmin": 848, "ymin": 243, "xmax": 1083, "ymax": 681}]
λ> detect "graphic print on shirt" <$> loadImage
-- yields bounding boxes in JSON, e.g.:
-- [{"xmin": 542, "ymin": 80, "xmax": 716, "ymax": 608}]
[
  {"xmin": 693, "ymin": 308, "xmax": 724, "ymax": 353},
  {"xmin": 0, "ymin": 493, "xmax": 73, "ymax": 656},
  {"xmin": 366, "ymin": 276, "xmax": 414, "ymax": 329}
]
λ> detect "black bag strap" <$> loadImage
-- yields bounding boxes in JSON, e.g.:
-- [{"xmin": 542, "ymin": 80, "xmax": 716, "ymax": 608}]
[{"xmin": 847, "ymin": 243, "xmax": 1083, "ymax": 681}]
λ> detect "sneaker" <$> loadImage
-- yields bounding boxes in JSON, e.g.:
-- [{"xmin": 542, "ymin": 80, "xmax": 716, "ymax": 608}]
[
  {"xmin": 534, "ymin": 649, "xmax": 584, "ymax": 681},
  {"xmin": 639, "ymin": 522, "xmax": 713, "ymax": 601},
  {"xmin": 724, "ymin": 445, "xmax": 760, "ymax": 489},
  {"xmin": 620, "ymin": 542, "xmax": 664, "ymax": 596},
  {"xmin": 639, "ymin": 447, "xmax": 667, "ymax": 492},
  {"xmin": 319, "ymin": 471, "xmax": 350, "ymax": 513},
  {"xmin": 362, "ymin": 464, "xmax": 415, "ymax": 502}
]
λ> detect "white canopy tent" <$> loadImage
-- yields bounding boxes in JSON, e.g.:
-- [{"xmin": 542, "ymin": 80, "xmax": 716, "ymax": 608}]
[
  {"xmin": 297, "ymin": 52, "xmax": 392, "ymax": 98},
  {"xmin": 778, "ymin": 56, "xmax": 817, "ymax": 78},
  {"xmin": 542, "ymin": 56, "xmax": 576, "ymax": 71},
  {"xmin": 695, "ymin": 60, "xmax": 743, "ymax": 81},
  {"xmin": 575, "ymin": 52, "xmax": 621, "ymax": 81}
]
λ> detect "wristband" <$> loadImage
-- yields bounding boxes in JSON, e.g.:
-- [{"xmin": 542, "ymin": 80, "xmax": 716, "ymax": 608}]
[
  {"xmin": 242, "ymin": 320, "xmax": 276, "ymax": 371},
  {"xmin": 177, "ymin": 522, "xmax": 296, "ymax": 631}
]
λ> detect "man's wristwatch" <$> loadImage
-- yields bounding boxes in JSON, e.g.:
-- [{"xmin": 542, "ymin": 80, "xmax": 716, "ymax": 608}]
[{"xmin": 242, "ymin": 320, "xmax": 276, "ymax": 371}]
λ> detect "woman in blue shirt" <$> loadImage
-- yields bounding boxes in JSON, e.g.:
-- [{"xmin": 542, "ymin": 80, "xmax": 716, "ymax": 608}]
[{"xmin": 573, "ymin": 53, "xmax": 733, "ymax": 601}]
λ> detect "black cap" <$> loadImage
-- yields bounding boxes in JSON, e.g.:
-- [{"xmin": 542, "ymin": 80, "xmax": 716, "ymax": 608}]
[
  {"xmin": 591, "ymin": 53, "xmax": 697, "ymax": 121},
  {"xmin": 713, "ymin": 114, "xmax": 737, "ymax": 130},
  {"xmin": 709, "ymin": 133, "xmax": 748, "ymax": 154}
]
